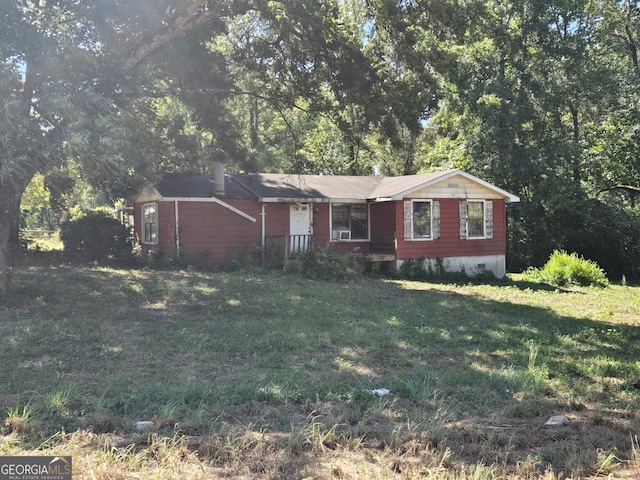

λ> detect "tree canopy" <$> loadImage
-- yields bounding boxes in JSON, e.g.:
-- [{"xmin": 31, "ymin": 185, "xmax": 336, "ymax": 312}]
[{"xmin": 3, "ymin": 0, "xmax": 640, "ymax": 292}]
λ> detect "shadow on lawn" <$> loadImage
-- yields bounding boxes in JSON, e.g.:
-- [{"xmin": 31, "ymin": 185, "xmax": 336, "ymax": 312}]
[
  {"xmin": 2, "ymin": 266, "xmax": 640, "ymax": 477},
  {"xmin": 333, "ymin": 279, "xmax": 640, "ymax": 468},
  {"xmin": 420, "ymin": 282, "xmax": 631, "ymax": 384}
]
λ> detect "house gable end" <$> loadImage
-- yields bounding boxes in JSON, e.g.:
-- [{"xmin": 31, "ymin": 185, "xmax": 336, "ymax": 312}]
[
  {"xmin": 134, "ymin": 187, "xmax": 161, "ymax": 204},
  {"xmin": 401, "ymin": 172, "xmax": 520, "ymax": 202}
]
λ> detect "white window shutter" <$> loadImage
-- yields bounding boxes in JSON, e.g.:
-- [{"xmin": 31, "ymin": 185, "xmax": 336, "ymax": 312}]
[
  {"xmin": 432, "ymin": 201, "xmax": 440, "ymax": 240},
  {"xmin": 459, "ymin": 200, "xmax": 468, "ymax": 239},
  {"xmin": 485, "ymin": 201, "xmax": 493, "ymax": 238},
  {"xmin": 404, "ymin": 201, "xmax": 413, "ymax": 240}
]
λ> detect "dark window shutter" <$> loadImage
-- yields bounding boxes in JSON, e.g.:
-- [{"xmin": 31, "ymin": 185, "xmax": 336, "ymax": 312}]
[
  {"xmin": 433, "ymin": 201, "xmax": 440, "ymax": 240},
  {"xmin": 459, "ymin": 200, "xmax": 468, "ymax": 239},
  {"xmin": 485, "ymin": 201, "xmax": 493, "ymax": 238},
  {"xmin": 404, "ymin": 201, "xmax": 412, "ymax": 240}
]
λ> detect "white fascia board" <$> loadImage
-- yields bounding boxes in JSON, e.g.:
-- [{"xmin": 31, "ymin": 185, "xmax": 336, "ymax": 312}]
[
  {"xmin": 259, "ymin": 197, "xmax": 326, "ymax": 203},
  {"xmin": 327, "ymin": 198, "xmax": 369, "ymax": 204},
  {"xmin": 259, "ymin": 197, "xmax": 368, "ymax": 204},
  {"xmin": 161, "ymin": 196, "xmax": 257, "ymax": 223}
]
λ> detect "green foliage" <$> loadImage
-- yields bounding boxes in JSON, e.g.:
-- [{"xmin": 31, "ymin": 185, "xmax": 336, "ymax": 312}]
[
  {"xmin": 230, "ymin": 244, "xmax": 268, "ymax": 271},
  {"xmin": 396, "ymin": 257, "xmax": 446, "ymax": 281},
  {"xmin": 525, "ymin": 250, "xmax": 609, "ymax": 288},
  {"xmin": 287, "ymin": 247, "xmax": 363, "ymax": 282},
  {"xmin": 393, "ymin": 257, "xmax": 496, "ymax": 283},
  {"xmin": 20, "ymin": 174, "xmax": 58, "ymax": 231},
  {"xmin": 129, "ymin": 248, "xmax": 196, "ymax": 271},
  {"xmin": 60, "ymin": 211, "xmax": 131, "ymax": 263},
  {"xmin": 6, "ymin": 0, "xmax": 640, "ymax": 297},
  {"xmin": 427, "ymin": 0, "xmax": 640, "ymax": 281},
  {"xmin": 507, "ymin": 193, "xmax": 640, "ymax": 279}
]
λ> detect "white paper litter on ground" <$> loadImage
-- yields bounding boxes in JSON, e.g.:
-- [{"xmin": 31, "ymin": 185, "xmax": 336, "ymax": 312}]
[
  {"xmin": 544, "ymin": 415, "xmax": 569, "ymax": 426},
  {"xmin": 371, "ymin": 388, "xmax": 390, "ymax": 396},
  {"xmin": 135, "ymin": 421, "xmax": 154, "ymax": 430}
]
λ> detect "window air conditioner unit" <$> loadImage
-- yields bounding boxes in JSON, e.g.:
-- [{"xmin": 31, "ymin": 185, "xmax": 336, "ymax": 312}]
[{"xmin": 337, "ymin": 230, "xmax": 351, "ymax": 241}]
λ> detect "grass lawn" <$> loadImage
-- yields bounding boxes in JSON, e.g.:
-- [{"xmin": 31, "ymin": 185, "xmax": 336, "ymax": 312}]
[{"xmin": 1, "ymin": 259, "xmax": 640, "ymax": 479}]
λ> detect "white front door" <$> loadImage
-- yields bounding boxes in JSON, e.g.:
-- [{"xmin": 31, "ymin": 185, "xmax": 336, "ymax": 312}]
[{"xmin": 290, "ymin": 204, "xmax": 311, "ymax": 253}]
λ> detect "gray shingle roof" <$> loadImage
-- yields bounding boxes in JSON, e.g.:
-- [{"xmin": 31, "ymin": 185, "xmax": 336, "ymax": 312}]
[
  {"xmin": 230, "ymin": 170, "xmax": 461, "ymax": 201},
  {"xmin": 153, "ymin": 169, "xmax": 519, "ymax": 203},
  {"xmin": 155, "ymin": 173, "xmax": 255, "ymax": 200},
  {"xmin": 231, "ymin": 173, "xmax": 382, "ymax": 201}
]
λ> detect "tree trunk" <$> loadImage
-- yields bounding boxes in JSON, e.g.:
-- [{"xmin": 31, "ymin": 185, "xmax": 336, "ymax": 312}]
[
  {"xmin": 249, "ymin": 97, "xmax": 259, "ymax": 147},
  {"xmin": 0, "ymin": 181, "xmax": 25, "ymax": 295},
  {"xmin": 348, "ymin": 143, "xmax": 359, "ymax": 175},
  {"xmin": 569, "ymin": 103, "xmax": 581, "ymax": 185},
  {"xmin": 624, "ymin": 24, "xmax": 639, "ymax": 70}
]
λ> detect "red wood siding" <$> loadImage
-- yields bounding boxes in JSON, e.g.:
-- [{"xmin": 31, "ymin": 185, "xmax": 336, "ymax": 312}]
[
  {"xmin": 312, "ymin": 204, "xmax": 331, "ymax": 247},
  {"xmin": 135, "ymin": 195, "xmax": 508, "ymax": 265},
  {"xmin": 264, "ymin": 203, "xmax": 289, "ymax": 235},
  {"xmin": 158, "ymin": 202, "xmax": 177, "ymax": 252},
  {"xmin": 136, "ymin": 200, "xmax": 262, "ymax": 264},
  {"xmin": 134, "ymin": 201, "xmax": 176, "ymax": 253},
  {"xmin": 177, "ymin": 200, "xmax": 262, "ymax": 263},
  {"xmin": 395, "ymin": 198, "xmax": 506, "ymax": 260},
  {"xmin": 330, "ymin": 241, "xmax": 371, "ymax": 254}
]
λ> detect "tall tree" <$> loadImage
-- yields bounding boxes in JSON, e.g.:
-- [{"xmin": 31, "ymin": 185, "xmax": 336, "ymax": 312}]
[
  {"xmin": 212, "ymin": 0, "xmax": 479, "ymax": 176},
  {"xmin": 0, "ymin": 0, "xmax": 252, "ymax": 294},
  {"xmin": 424, "ymin": 0, "xmax": 640, "ymax": 275},
  {"xmin": 1, "ymin": 0, "xmax": 422, "ymax": 292},
  {"xmin": 587, "ymin": 0, "xmax": 640, "ymax": 200}
]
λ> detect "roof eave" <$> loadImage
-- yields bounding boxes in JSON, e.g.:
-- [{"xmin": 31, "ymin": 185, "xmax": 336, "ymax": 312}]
[
  {"xmin": 259, "ymin": 197, "xmax": 368, "ymax": 203},
  {"xmin": 259, "ymin": 197, "xmax": 325, "ymax": 203}
]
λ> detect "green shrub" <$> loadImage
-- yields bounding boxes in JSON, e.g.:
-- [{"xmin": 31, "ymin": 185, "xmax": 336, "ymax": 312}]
[
  {"xmin": 392, "ymin": 257, "xmax": 495, "ymax": 283},
  {"xmin": 60, "ymin": 211, "xmax": 131, "ymax": 262},
  {"xmin": 527, "ymin": 250, "xmax": 609, "ymax": 288},
  {"xmin": 507, "ymin": 193, "xmax": 640, "ymax": 280},
  {"xmin": 130, "ymin": 248, "xmax": 196, "ymax": 270},
  {"xmin": 287, "ymin": 247, "xmax": 363, "ymax": 282},
  {"xmin": 396, "ymin": 257, "xmax": 449, "ymax": 281},
  {"xmin": 230, "ymin": 244, "xmax": 268, "ymax": 270}
]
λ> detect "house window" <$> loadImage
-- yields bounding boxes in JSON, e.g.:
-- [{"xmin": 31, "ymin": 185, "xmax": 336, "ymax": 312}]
[
  {"xmin": 403, "ymin": 200, "xmax": 440, "ymax": 241},
  {"xmin": 412, "ymin": 201, "xmax": 432, "ymax": 238},
  {"xmin": 459, "ymin": 200, "xmax": 493, "ymax": 239},
  {"xmin": 142, "ymin": 203, "xmax": 158, "ymax": 244},
  {"xmin": 331, "ymin": 204, "xmax": 369, "ymax": 240},
  {"xmin": 467, "ymin": 201, "xmax": 485, "ymax": 237}
]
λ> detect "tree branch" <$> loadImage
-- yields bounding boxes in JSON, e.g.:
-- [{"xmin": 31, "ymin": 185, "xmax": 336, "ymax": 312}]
[
  {"xmin": 597, "ymin": 184, "xmax": 640, "ymax": 195},
  {"xmin": 124, "ymin": 0, "xmax": 252, "ymax": 69},
  {"xmin": 114, "ymin": 86, "xmax": 318, "ymax": 116}
]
